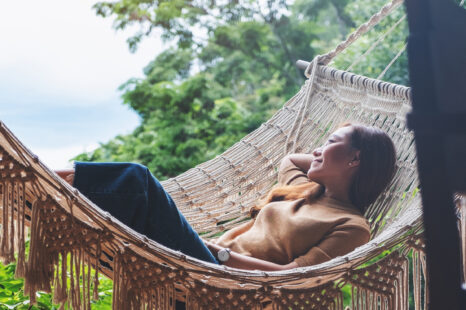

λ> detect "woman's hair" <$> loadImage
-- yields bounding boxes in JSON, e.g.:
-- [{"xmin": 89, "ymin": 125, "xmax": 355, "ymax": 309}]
[{"xmin": 249, "ymin": 123, "xmax": 397, "ymax": 218}]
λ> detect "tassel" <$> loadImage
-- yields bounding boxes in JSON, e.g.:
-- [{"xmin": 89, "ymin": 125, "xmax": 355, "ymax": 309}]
[
  {"xmin": 420, "ymin": 251, "xmax": 428, "ymax": 310},
  {"xmin": 0, "ymin": 181, "xmax": 6, "ymax": 260},
  {"xmin": 74, "ymin": 248, "xmax": 82, "ymax": 310},
  {"xmin": 9, "ymin": 181, "xmax": 16, "ymax": 263},
  {"xmin": 93, "ymin": 241, "xmax": 102, "ymax": 300},
  {"xmin": 53, "ymin": 252, "xmax": 67, "ymax": 306},
  {"xmin": 112, "ymin": 253, "xmax": 120, "ymax": 310},
  {"xmin": 62, "ymin": 250, "xmax": 68, "ymax": 302},
  {"xmin": 15, "ymin": 182, "xmax": 26, "ymax": 278},
  {"xmin": 69, "ymin": 249, "xmax": 76, "ymax": 309},
  {"xmin": 92, "ymin": 240, "xmax": 101, "ymax": 301},
  {"xmin": 86, "ymin": 254, "xmax": 91, "ymax": 310},
  {"xmin": 112, "ymin": 252, "xmax": 134, "ymax": 310},
  {"xmin": 24, "ymin": 199, "xmax": 55, "ymax": 304},
  {"xmin": 52, "ymin": 260, "xmax": 61, "ymax": 304},
  {"xmin": 81, "ymin": 248, "xmax": 87, "ymax": 310},
  {"xmin": 0, "ymin": 181, "xmax": 14, "ymax": 264},
  {"xmin": 413, "ymin": 250, "xmax": 421, "ymax": 310},
  {"xmin": 404, "ymin": 259, "xmax": 409, "ymax": 310}
]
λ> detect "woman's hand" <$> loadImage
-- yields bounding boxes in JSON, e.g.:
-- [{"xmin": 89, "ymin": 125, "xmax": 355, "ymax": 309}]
[
  {"xmin": 282, "ymin": 154, "xmax": 314, "ymax": 173},
  {"xmin": 203, "ymin": 238, "xmax": 299, "ymax": 271}
]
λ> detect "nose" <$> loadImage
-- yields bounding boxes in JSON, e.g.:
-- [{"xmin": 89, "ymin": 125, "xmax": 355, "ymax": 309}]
[{"xmin": 312, "ymin": 147, "xmax": 322, "ymax": 157}]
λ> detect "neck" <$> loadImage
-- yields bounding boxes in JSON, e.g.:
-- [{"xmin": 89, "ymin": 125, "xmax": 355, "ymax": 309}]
[
  {"xmin": 323, "ymin": 188, "xmax": 352, "ymax": 204},
  {"xmin": 322, "ymin": 178, "xmax": 353, "ymax": 204}
]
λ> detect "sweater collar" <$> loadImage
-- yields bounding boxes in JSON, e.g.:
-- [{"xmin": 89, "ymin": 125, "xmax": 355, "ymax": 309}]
[{"xmin": 316, "ymin": 195, "xmax": 362, "ymax": 215}]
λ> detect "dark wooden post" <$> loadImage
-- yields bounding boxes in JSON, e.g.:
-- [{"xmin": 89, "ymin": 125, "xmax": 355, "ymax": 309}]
[{"xmin": 405, "ymin": 0, "xmax": 466, "ymax": 308}]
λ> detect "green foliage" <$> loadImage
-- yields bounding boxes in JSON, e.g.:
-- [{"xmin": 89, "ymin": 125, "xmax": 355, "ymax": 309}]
[
  {"xmin": 0, "ymin": 262, "xmax": 54, "ymax": 310},
  {"xmin": 75, "ymin": 71, "xmax": 264, "ymax": 179},
  {"xmin": 0, "ymin": 260, "xmax": 113, "ymax": 310},
  {"xmin": 0, "ymin": 238, "xmax": 113, "ymax": 309},
  {"xmin": 0, "ymin": 263, "xmax": 29, "ymax": 309}
]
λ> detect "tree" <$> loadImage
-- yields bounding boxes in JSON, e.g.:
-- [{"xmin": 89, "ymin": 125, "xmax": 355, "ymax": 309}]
[{"xmin": 75, "ymin": 0, "xmax": 409, "ymax": 179}]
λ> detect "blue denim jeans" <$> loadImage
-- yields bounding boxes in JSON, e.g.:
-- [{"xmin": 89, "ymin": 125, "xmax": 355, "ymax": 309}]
[{"xmin": 73, "ymin": 162, "xmax": 219, "ymax": 264}]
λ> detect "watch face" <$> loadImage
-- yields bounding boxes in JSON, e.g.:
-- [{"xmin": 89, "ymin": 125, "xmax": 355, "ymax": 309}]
[{"xmin": 218, "ymin": 249, "xmax": 230, "ymax": 262}]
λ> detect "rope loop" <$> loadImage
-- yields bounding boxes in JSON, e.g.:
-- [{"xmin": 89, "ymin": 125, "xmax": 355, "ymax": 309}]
[{"xmin": 284, "ymin": 55, "xmax": 322, "ymax": 155}]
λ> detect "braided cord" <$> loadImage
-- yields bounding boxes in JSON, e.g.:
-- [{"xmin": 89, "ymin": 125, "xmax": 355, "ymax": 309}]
[
  {"xmin": 320, "ymin": 0, "xmax": 404, "ymax": 66},
  {"xmin": 347, "ymin": 14, "xmax": 406, "ymax": 72},
  {"xmin": 377, "ymin": 42, "xmax": 407, "ymax": 80}
]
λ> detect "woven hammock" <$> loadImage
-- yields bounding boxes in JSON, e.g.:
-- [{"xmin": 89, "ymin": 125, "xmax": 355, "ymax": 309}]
[
  {"xmin": 1, "ymin": 0, "xmax": 465, "ymax": 308},
  {"xmin": 1, "ymin": 63, "xmax": 433, "ymax": 309}
]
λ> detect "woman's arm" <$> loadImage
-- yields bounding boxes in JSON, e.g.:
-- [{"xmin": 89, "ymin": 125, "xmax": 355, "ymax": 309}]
[
  {"xmin": 212, "ymin": 220, "xmax": 254, "ymax": 244},
  {"xmin": 204, "ymin": 240, "xmax": 298, "ymax": 271},
  {"xmin": 281, "ymin": 154, "xmax": 314, "ymax": 173}
]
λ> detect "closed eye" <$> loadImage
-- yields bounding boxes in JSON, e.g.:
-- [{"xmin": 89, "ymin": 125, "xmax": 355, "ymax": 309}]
[{"xmin": 323, "ymin": 139, "xmax": 335, "ymax": 146}]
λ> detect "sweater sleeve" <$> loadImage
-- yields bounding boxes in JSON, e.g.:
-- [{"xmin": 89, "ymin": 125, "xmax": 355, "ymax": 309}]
[
  {"xmin": 214, "ymin": 220, "xmax": 255, "ymax": 245},
  {"xmin": 277, "ymin": 156, "xmax": 310, "ymax": 186},
  {"xmin": 293, "ymin": 225, "xmax": 371, "ymax": 267}
]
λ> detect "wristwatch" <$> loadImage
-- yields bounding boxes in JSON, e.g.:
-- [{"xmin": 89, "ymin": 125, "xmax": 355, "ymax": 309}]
[{"xmin": 217, "ymin": 248, "xmax": 231, "ymax": 263}]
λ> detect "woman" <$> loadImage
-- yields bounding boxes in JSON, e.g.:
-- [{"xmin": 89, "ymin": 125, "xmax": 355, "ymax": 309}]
[{"xmin": 56, "ymin": 123, "xmax": 396, "ymax": 271}]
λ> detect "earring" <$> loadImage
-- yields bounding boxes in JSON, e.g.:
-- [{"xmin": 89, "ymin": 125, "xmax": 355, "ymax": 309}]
[{"xmin": 348, "ymin": 162, "xmax": 353, "ymax": 166}]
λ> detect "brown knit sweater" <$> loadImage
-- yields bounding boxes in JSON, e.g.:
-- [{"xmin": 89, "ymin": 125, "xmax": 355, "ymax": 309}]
[{"xmin": 215, "ymin": 157, "xmax": 371, "ymax": 267}]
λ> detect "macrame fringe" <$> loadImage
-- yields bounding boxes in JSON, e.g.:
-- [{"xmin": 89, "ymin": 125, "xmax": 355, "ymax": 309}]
[
  {"xmin": 347, "ymin": 252, "xmax": 410, "ymax": 310},
  {"xmin": 24, "ymin": 198, "xmax": 55, "ymax": 304},
  {"xmin": 0, "ymin": 185, "xmax": 101, "ymax": 309},
  {"xmin": 0, "ymin": 181, "xmax": 15, "ymax": 264},
  {"xmin": 412, "ymin": 249, "xmax": 428, "ymax": 310},
  {"xmin": 112, "ymin": 251, "xmax": 178, "ymax": 310},
  {"xmin": 52, "ymin": 251, "xmax": 68, "ymax": 306},
  {"xmin": 14, "ymin": 182, "xmax": 27, "ymax": 278}
]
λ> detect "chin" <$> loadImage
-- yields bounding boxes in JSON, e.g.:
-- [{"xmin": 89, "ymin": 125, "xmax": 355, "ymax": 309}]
[{"xmin": 307, "ymin": 172, "xmax": 321, "ymax": 183}]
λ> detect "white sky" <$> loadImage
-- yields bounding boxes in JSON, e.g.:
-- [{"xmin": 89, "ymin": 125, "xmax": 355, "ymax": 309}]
[{"xmin": 0, "ymin": 0, "xmax": 164, "ymax": 169}]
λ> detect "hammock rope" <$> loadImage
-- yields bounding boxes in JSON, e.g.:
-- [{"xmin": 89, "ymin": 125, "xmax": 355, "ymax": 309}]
[
  {"xmin": 377, "ymin": 42, "xmax": 407, "ymax": 80},
  {"xmin": 1, "ymin": 0, "xmax": 465, "ymax": 308},
  {"xmin": 347, "ymin": 14, "xmax": 406, "ymax": 72},
  {"xmin": 319, "ymin": 0, "xmax": 404, "ymax": 65},
  {"xmin": 285, "ymin": 55, "xmax": 322, "ymax": 154}
]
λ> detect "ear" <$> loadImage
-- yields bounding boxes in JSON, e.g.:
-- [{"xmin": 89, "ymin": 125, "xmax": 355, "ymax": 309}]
[{"xmin": 349, "ymin": 150, "xmax": 361, "ymax": 167}]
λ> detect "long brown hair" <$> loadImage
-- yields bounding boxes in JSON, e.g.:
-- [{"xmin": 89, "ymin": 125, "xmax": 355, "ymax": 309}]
[{"xmin": 249, "ymin": 123, "xmax": 397, "ymax": 217}]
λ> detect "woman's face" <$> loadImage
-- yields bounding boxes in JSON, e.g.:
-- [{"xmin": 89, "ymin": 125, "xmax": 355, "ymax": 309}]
[{"xmin": 307, "ymin": 126, "xmax": 360, "ymax": 183}]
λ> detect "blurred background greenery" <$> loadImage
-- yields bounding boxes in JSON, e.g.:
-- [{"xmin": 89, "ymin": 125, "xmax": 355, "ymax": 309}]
[{"xmin": 74, "ymin": 0, "xmax": 409, "ymax": 180}]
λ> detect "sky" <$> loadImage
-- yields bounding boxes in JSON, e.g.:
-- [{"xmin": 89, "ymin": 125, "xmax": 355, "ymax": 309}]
[{"xmin": 0, "ymin": 0, "xmax": 164, "ymax": 169}]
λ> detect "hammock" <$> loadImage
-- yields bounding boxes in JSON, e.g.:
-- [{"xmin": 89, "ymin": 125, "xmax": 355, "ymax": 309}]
[{"xmin": 1, "ymin": 0, "xmax": 464, "ymax": 309}]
